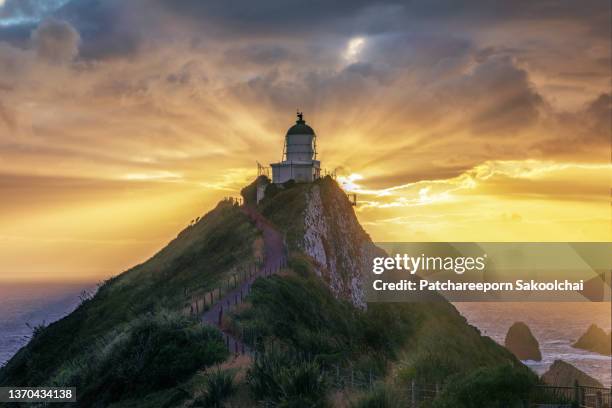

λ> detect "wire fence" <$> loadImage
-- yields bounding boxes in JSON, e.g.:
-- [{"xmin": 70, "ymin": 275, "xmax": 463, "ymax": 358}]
[
  {"xmin": 182, "ymin": 259, "xmax": 266, "ymax": 317},
  {"xmin": 530, "ymin": 384, "xmax": 611, "ymax": 408}
]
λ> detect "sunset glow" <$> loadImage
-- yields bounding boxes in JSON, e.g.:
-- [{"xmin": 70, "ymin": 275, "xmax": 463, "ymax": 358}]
[{"xmin": 0, "ymin": 1, "xmax": 609, "ymax": 282}]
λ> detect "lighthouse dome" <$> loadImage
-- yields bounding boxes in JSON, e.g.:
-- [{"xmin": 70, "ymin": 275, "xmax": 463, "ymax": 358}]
[{"xmin": 286, "ymin": 112, "xmax": 315, "ymax": 135}]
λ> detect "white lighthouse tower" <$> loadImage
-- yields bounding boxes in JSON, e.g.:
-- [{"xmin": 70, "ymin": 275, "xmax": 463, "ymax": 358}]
[{"xmin": 270, "ymin": 112, "xmax": 321, "ymax": 184}]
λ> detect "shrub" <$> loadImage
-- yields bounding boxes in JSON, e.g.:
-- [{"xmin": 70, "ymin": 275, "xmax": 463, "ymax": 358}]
[
  {"xmin": 398, "ymin": 353, "xmax": 461, "ymax": 384},
  {"xmin": 433, "ymin": 365, "xmax": 536, "ymax": 408},
  {"xmin": 247, "ymin": 345, "xmax": 329, "ymax": 407},
  {"xmin": 77, "ymin": 311, "xmax": 228, "ymax": 405},
  {"xmin": 288, "ymin": 253, "xmax": 316, "ymax": 277},
  {"xmin": 351, "ymin": 384, "xmax": 407, "ymax": 408},
  {"xmin": 193, "ymin": 369, "xmax": 236, "ymax": 408}
]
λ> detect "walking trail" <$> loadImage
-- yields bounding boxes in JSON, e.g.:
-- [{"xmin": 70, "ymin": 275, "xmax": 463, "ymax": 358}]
[{"xmin": 201, "ymin": 205, "xmax": 285, "ymax": 355}]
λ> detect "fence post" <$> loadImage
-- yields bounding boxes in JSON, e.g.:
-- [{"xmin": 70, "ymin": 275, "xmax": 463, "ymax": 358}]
[
  {"xmin": 574, "ymin": 381, "xmax": 582, "ymax": 406},
  {"xmin": 596, "ymin": 390, "xmax": 602, "ymax": 408},
  {"xmin": 336, "ymin": 364, "xmax": 339, "ymax": 386}
]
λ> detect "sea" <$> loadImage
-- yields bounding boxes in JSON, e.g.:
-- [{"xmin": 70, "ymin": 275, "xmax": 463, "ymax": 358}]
[
  {"xmin": 0, "ymin": 283, "xmax": 610, "ymax": 386},
  {"xmin": 455, "ymin": 302, "xmax": 612, "ymax": 387},
  {"xmin": 0, "ymin": 282, "xmax": 93, "ymax": 367}
]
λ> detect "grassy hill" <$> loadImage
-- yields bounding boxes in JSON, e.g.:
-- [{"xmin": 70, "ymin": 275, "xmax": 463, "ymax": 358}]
[
  {"xmin": 0, "ymin": 200, "xmax": 259, "ymax": 405},
  {"xmin": 0, "ymin": 178, "xmax": 536, "ymax": 407},
  {"xmin": 225, "ymin": 177, "xmax": 534, "ymax": 406}
]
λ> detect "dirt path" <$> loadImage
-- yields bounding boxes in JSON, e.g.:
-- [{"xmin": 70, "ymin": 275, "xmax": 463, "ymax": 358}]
[{"xmin": 201, "ymin": 205, "xmax": 285, "ymax": 355}]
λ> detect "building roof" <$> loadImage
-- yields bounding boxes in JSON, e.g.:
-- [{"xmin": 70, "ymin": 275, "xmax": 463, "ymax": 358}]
[{"xmin": 286, "ymin": 112, "xmax": 315, "ymax": 135}]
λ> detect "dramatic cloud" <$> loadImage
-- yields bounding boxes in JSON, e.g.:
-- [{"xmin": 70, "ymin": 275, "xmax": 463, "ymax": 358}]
[
  {"xmin": 0, "ymin": 0, "xmax": 609, "ymax": 281},
  {"xmin": 0, "ymin": 0, "xmax": 71, "ymax": 26},
  {"xmin": 31, "ymin": 18, "xmax": 79, "ymax": 62}
]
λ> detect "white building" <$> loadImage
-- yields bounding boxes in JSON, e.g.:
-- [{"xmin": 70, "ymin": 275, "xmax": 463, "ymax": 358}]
[{"xmin": 270, "ymin": 112, "xmax": 321, "ymax": 184}]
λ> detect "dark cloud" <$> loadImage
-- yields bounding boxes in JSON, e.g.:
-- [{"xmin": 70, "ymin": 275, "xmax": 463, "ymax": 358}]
[
  {"xmin": 0, "ymin": 0, "xmax": 607, "ymax": 170},
  {"xmin": 441, "ymin": 56, "xmax": 545, "ymax": 136},
  {"xmin": 1, "ymin": 0, "xmax": 606, "ymax": 70},
  {"xmin": 1, "ymin": 0, "xmax": 37, "ymax": 19},
  {"xmin": 0, "ymin": 0, "xmax": 71, "ymax": 22},
  {"xmin": 31, "ymin": 18, "xmax": 79, "ymax": 63},
  {"xmin": 0, "ymin": 23, "xmax": 35, "ymax": 48},
  {"xmin": 54, "ymin": 0, "xmax": 144, "ymax": 59},
  {"xmin": 155, "ymin": 0, "xmax": 398, "ymax": 34},
  {"xmin": 0, "ymin": 0, "xmax": 143, "ymax": 59},
  {"xmin": 148, "ymin": 0, "xmax": 609, "ymax": 40},
  {"xmin": 584, "ymin": 93, "xmax": 611, "ymax": 141},
  {"xmin": 532, "ymin": 93, "xmax": 611, "ymax": 157},
  {"xmin": 360, "ymin": 32, "xmax": 475, "ymax": 81},
  {"xmin": 223, "ymin": 44, "xmax": 291, "ymax": 66}
]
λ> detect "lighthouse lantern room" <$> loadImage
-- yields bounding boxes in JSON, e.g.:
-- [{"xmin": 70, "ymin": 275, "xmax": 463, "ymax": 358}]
[{"xmin": 270, "ymin": 112, "xmax": 321, "ymax": 184}]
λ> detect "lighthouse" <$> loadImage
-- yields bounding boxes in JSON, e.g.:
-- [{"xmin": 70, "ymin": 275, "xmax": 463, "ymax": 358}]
[{"xmin": 270, "ymin": 112, "xmax": 321, "ymax": 184}]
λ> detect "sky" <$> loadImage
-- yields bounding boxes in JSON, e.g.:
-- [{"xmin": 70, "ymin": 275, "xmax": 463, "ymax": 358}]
[{"xmin": 0, "ymin": 0, "xmax": 610, "ymax": 282}]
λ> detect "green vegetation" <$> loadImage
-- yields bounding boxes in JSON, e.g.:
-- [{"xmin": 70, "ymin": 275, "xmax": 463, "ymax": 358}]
[
  {"xmin": 230, "ymin": 273, "xmax": 413, "ymax": 373},
  {"xmin": 231, "ymin": 270, "xmax": 524, "ymax": 377},
  {"xmin": 1, "ymin": 178, "xmax": 537, "ymax": 406},
  {"xmin": 395, "ymin": 302, "xmax": 528, "ymax": 384},
  {"xmin": 247, "ymin": 345, "xmax": 329, "ymax": 407},
  {"xmin": 258, "ymin": 180, "xmax": 309, "ymax": 250},
  {"xmin": 433, "ymin": 365, "xmax": 537, "ymax": 408},
  {"xmin": 230, "ymin": 265, "xmax": 532, "ymax": 406},
  {"xmin": 193, "ymin": 369, "xmax": 236, "ymax": 408},
  {"xmin": 350, "ymin": 384, "xmax": 407, "ymax": 408},
  {"xmin": 0, "ymin": 201, "xmax": 258, "ymax": 400},
  {"xmin": 58, "ymin": 312, "xmax": 227, "ymax": 406}
]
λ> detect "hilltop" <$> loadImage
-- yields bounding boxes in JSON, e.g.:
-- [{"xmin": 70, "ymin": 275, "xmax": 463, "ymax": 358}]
[{"xmin": 0, "ymin": 176, "xmax": 534, "ymax": 407}]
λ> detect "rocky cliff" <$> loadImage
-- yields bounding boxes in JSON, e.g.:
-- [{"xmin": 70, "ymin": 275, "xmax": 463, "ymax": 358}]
[
  {"xmin": 258, "ymin": 176, "xmax": 382, "ymax": 308},
  {"xmin": 301, "ymin": 180, "xmax": 382, "ymax": 308}
]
